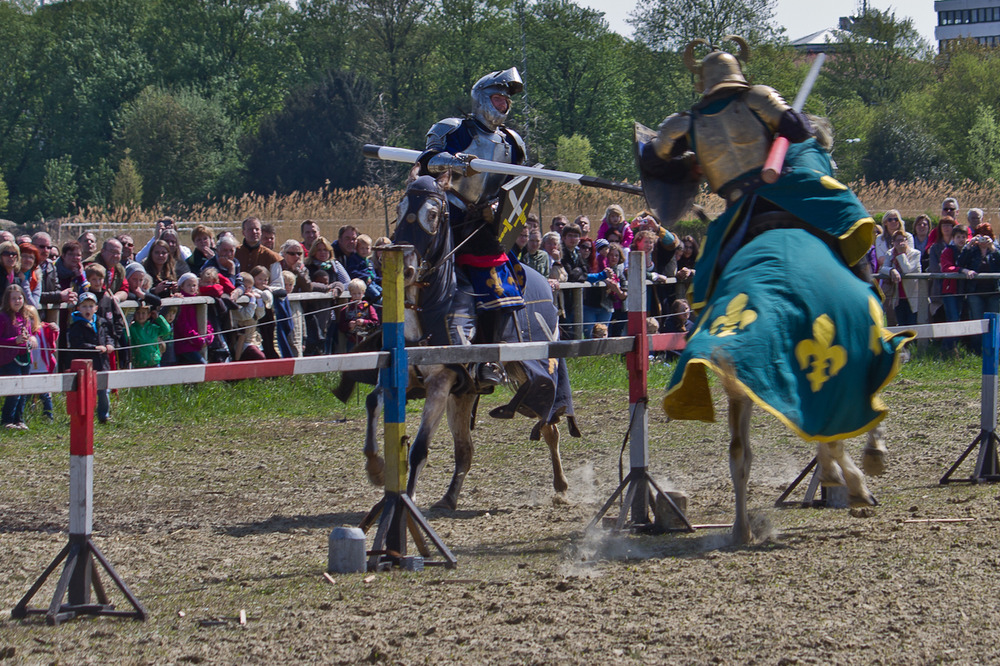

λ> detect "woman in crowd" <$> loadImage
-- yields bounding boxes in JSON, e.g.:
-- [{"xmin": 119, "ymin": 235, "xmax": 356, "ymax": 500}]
[
  {"xmin": 143, "ymin": 240, "xmax": 178, "ymax": 298},
  {"xmin": 874, "ymin": 210, "xmax": 913, "ymax": 271},
  {"xmin": 605, "ymin": 242, "xmax": 628, "ymax": 338},
  {"xmin": 957, "ymin": 222, "xmax": 1000, "ymax": 327},
  {"xmin": 17, "ymin": 242, "xmax": 42, "ymax": 308},
  {"xmin": 676, "ymin": 235, "xmax": 699, "ymax": 282},
  {"xmin": 0, "ymin": 284, "xmax": 35, "ymax": 430},
  {"xmin": 912, "ymin": 214, "xmax": 932, "ymax": 259},
  {"xmin": 879, "ymin": 231, "xmax": 923, "ymax": 327},
  {"xmin": 925, "ymin": 215, "xmax": 956, "ymax": 320},
  {"xmin": 579, "ymin": 237, "xmax": 613, "ymax": 338},
  {"xmin": 305, "ymin": 237, "xmax": 350, "ymax": 286},
  {"xmin": 0, "ymin": 241, "xmax": 28, "ymax": 302},
  {"xmin": 940, "ymin": 224, "xmax": 969, "ymax": 351}
]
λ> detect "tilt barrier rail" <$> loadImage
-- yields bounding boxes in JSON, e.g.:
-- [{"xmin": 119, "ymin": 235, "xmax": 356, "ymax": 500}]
[{"xmin": 5, "ymin": 249, "xmax": 999, "ymax": 623}]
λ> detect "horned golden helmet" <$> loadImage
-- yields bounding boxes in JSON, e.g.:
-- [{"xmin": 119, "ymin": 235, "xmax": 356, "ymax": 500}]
[{"xmin": 683, "ymin": 36, "xmax": 751, "ymax": 97}]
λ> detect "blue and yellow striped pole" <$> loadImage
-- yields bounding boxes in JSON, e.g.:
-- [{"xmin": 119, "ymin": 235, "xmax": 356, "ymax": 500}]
[{"xmin": 380, "ymin": 247, "xmax": 409, "ymax": 553}]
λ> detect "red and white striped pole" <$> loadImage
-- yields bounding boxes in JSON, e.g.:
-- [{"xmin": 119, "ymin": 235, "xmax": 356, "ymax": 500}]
[{"xmin": 625, "ymin": 251, "xmax": 650, "ymax": 520}]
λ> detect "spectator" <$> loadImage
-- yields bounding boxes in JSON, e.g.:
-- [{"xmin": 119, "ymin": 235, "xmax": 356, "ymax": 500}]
[
  {"xmin": 549, "ymin": 215, "xmax": 568, "ymax": 234},
  {"xmin": 136, "ymin": 217, "xmax": 192, "ymax": 262},
  {"xmin": 676, "ymin": 235, "xmax": 699, "ymax": 281},
  {"xmin": 173, "ymin": 272, "xmax": 213, "ymax": 365},
  {"xmin": 117, "ymin": 234, "xmax": 136, "ymax": 264},
  {"xmin": 143, "ymin": 240, "xmax": 178, "ymax": 298},
  {"xmin": 940, "ymin": 223, "xmax": 969, "ymax": 351},
  {"xmin": 546, "ymin": 241, "xmax": 567, "ymax": 320},
  {"xmin": 579, "ymin": 237, "xmax": 614, "ymax": 338},
  {"xmin": 25, "ymin": 303, "xmax": 57, "ymax": 421},
  {"xmin": 261, "ymin": 223, "xmax": 277, "ymax": 251},
  {"xmin": 305, "ymin": 237, "xmax": 350, "ymax": 286},
  {"xmin": 31, "ymin": 232, "xmax": 57, "ymax": 263},
  {"xmin": 605, "ymin": 241, "xmax": 628, "ymax": 337},
  {"xmin": 301, "ymin": 219, "xmax": 320, "ymax": 253},
  {"xmin": 53, "ymin": 241, "xmax": 87, "ymax": 356},
  {"xmin": 249, "ymin": 266, "xmax": 277, "ymax": 357},
  {"xmin": 187, "ymin": 224, "xmax": 216, "ymax": 275},
  {"xmin": 912, "ymin": 214, "xmax": 932, "ymax": 258},
  {"xmin": 332, "ymin": 225, "xmax": 358, "ymax": 265},
  {"xmin": 17, "ymin": 242, "xmax": 42, "ymax": 308},
  {"xmin": 353, "ymin": 234, "xmax": 382, "ymax": 304},
  {"xmin": 337, "ymin": 278, "xmax": 379, "ymax": 351},
  {"xmin": 78, "ymin": 231, "xmax": 98, "ymax": 257},
  {"xmin": 233, "ymin": 272, "xmax": 267, "ymax": 361},
  {"xmin": 957, "ymin": 222, "xmax": 1000, "ymax": 333},
  {"xmin": 0, "ymin": 284, "xmax": 35, "ymax": 429},
  {"xmin": 925, "ymin": 215, "xmax": 955, "ymax": 321},
  {"xmin": 560, "ymin": 223, "xmax": 587, "ymax": 281},
  {"xmin": 0, "ymin": 241, "xmax": 29, "ymax": 304},
  {"xmin": 85, "ymin": 263, "xmax": 129, "ymax": 368},
  {"xmin": 88, "ymin": 239, "xmax": 128, "ymax": 301},
  {"xmin": 879, "ymin": 231, "xmax": 922, "ymax": 327},
  {"xmin": 270, "ymin": 239, "xmax": 312, "ymax": 292},
  {"xmin": 0, "ymin": 231, "xmax": 14, "ymax": 244},
  {"xmin": 512, "ymin": 227, "xmax": 530, "ymax": 261},
  {"xmin": 574, "ymin": 215, "xmax": 591, "ymax": 237},
  {"xmin": 522, "ymin": 229, "xmax": 550, "ymax": 276},
  {"xmin": 202, "ymin": 234, "xmax": 243, "ymax": 292},
  {"xmin": 235, "ymin": 217, "xmax": 281, "ymax": 273},
  {"xmin": 967, "ymin": 207, "xmax": 983, "ymax": 230},
  {"xmin": 197, "ymin": 267, "xmax": 233, "ymax": 363},
  {"xmin": 302, "ymin": 237, "xmax": 348, "ymax": 355},
  {"xmin": 597, "ymin": 205, "xmax": 633, "ymax": 250},
  {"xmin": 125, "ymin": 263, "xmax": 150, "ymax": 301},
  {"xmin": 874, "ymin": 210, "xmax": 913, "ymax": 272},
  {"xmin": 127, "ymin": 300, "xmax": 171, "ymax": 369},
  {"xmin": 65, "ymin": 292, "xmax": 113, "ymax": 423},
  {"xmin": 272, "ymin": 270, "xmax": 301, "ymax": 357}
]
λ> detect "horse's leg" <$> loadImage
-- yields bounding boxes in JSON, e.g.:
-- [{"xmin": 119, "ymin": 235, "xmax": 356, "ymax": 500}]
[
  {"xmin": 406, "ymin": 368, "xmax": 458, "ymax": 504},
  {"xmin": 434, "ymin": 392, "xmax": 478, "ymax": 510},
  {"xmin": 364, "ymin": 388, "xmax": 385, "ymax": 486},
  {"xmin": 540, "ymin": 423, "xmax": 569, "ymax": 495},
  {"xmin": 815, "ymin": 437, "xmax": 846, "ymax": 487},
  {"xmin": 861, "ymin": 424, "xmax": 888, "ymax": 476},
  {"xmin": 818, "ymin": 440, "xmax": 875, "ymax": 507},
  {"xmin": 729, "ymin": 395, "xmax": 754, "ymax": 545}
]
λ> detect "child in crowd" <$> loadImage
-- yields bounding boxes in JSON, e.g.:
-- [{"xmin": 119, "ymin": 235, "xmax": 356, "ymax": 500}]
[
  {"xmin": 0, "ymin": 285, "xmax": 36, "ymax": 429},
  {"xmin": 198, "ymin": 267, "xmax": 232, "ymax": 363},
  {"xmin": 233, "ymin": 272, "xmax": 267, "ymax": 361},
  {"xmin": 353, "ymin": 234, "xmax": 382, "ymax": 304},
  {"xmin": 125, "ymin": 263, "xmax": 150, "ymax": 301},
  {"xmin": 272, "ymin": 270, "xmax": 301, "ymax": 357},
  {"xmin": 65, "ymin": 292, "xmax": 113, "ymax": 423},
  {"xmin": 26, "ymin": 304, "xmax": 57, "ymax": 421},
  {"xmin": 85, "ymin": 263, "xmax": 129, "ymax": 369},
  {"xmin": 337, "ymin": 278, "xmax": 379, "ymax": 351},
  {"xmin": 128, "ymin": 301, "xmax": 172, "ymax": 368},
  {"xmin": 250, "ymin": 265, "xmax": 277, "ymax": 358},
  {"xmin": 173, "ymin": 273, "xmax": 214, "ymax": 365},
  {"xmin": 160, "ymin": 305, "xmax": 178, "ymax": 366}
]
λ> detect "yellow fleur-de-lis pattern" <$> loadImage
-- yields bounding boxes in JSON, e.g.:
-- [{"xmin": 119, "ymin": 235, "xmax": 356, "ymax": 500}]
[
  {"xmin": 868, "ymin": 295, "xmax": 885, "ymax": 355},
  {"xmin": 709, "ymin": 293, "xmax": 757, "ymax": 337},
  {"xmin": 795, "ymin": 314, "xmax": 847, "ymax": 392}
]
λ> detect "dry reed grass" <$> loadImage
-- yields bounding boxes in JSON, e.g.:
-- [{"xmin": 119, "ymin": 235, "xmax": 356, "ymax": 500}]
[{"xmin": 56, "ymin": 177, "xmax": 1000, "ymax": 246}]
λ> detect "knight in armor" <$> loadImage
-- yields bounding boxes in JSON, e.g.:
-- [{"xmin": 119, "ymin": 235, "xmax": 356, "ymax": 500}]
[
  {"xmin": 418, "ymin": 67, "xmax": 529, "ymax": 385},
  {"xmin": 639, "ymin": 37, "xmax": 912, "ymax": 441}
]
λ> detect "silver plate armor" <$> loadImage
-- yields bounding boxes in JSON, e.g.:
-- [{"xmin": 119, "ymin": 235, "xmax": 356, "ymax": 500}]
[
  {"xmin": 425, "ymin": 117, "xmax": 525, "ymax": 210},
  {"xmin": 654, "ymin": 85, "xmax": 789, "ymax": 193}
]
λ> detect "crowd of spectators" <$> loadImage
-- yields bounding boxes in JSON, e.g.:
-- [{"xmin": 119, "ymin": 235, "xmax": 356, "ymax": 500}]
[
  {"xmin": 511, "ymin": 205, "xmax": 685, "ymax": 340},
  {"xmin": 0, "ymin": 218, "xmax": 386, "ymax": 429}
]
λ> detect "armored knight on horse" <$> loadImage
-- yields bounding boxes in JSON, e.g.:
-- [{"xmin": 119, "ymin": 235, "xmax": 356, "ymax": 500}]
[
  {"xmin": 637, "ymin": 36, "xmax": 913, "ymax": 543},
  {"xmin": 417, "ymin": 67, "xmax": 529, "ymax": 385}
]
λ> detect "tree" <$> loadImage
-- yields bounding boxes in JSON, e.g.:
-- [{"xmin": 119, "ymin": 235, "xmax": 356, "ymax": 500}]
[
  {"xmin": 967, "ymin": 105, "xmax": 1000, "ymax": 184},
  {"xmin": 629, "ymin": 0, "xmax": 783, "ymax": 52},
  {"xmin": 111, "ymin": 149, "xmax": 144, "ymax": 209},
  {"xmin": 116, "ymin": 87, "xmax": 242, "ymax": 207},
  {"xmin": 861, "ymin": 110, "xmax": 951, "ymax": 183},
  {"xmin": 244, "ymin": 71, "xmax": 376, "ymax": 195},
  {"xmin": 0, "ymin": 172, "xmax": 9, "ymax": 216},
  {"xmin": 555, "ymin": 134, "xmax": 594, "ymax": 175},
  {"xmin": 362, "ymin": 92, "xmax": 410, "ymax": 237},
  {"xmin": 40, "ymin": 156, "xmax": 78, "ymax": 218}
]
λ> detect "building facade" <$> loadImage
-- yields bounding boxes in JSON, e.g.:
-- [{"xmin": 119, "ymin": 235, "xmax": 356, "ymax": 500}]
[{"xmin": 935, "ymin": 0, "xmax": 1000, "ymax": 48}]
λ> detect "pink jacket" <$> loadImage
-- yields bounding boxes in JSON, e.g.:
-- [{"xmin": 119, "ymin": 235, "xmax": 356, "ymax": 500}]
[{"xmin": 174, "ymin": 294, "xmax": 214, "ymax": 354}]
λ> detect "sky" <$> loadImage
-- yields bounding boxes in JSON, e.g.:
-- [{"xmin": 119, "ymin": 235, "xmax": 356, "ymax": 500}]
[{"xmin": 579, "ymin": 0, "xmax": 938, "ymax": 46}]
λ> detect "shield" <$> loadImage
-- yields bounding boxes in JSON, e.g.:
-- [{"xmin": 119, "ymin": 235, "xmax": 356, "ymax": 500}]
[
  {"xmin": 634, "ymin": 122, "xmax": 700, "ymax": 228},
  {"xmin": 496, "ymin": 170, "xmax": 540, "ymax": 251}
]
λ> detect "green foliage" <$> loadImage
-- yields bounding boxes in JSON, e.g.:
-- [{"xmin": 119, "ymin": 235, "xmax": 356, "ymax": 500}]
[
  {"xmin": 244, "ymin": 71, "xmax": 375, "ymax": 194},
  {"xmin": 40, "ymin": 155, "xmax": 78, "ymax": 218},
  {"xmin": 967, "ymin": 106, "xmax": 1000, "ymax": 184},
  {"xmin": 0, "ymin": 173, "xmax": 8, "ymax": 215},
  {"xmin": 555, "ymin": 134, "xmax": 594, "ymax": 175},
  {"xmin": 862, "ymin": 110, "xmax": 951, "ymax": 183},
  {"xmin": 630, "ymin": 0, "xmax": 784, "ymax": 51},
  {"xmin": 111, "ymin": 149, "xmax": 144, "ymax": 208},
  {"xmin": 117, "ymin": 87, "xmax": 242, "ymax": 206}
]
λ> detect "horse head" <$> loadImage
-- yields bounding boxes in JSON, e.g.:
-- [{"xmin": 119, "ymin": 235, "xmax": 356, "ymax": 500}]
[{"xmin": 392, "ymin": 170, "xmax": 452, "ymax": 288}]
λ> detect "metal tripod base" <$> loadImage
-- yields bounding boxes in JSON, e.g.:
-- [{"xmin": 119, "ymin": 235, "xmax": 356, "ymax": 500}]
[
  {"xmin": 587, "ymin": 467, "xmax": 693, "ymax": 533},
  {"xmin": 940, "ymin": 429, "xmax": 1000, "ymax": 484},
  {"xmin": 774, "ymin": 457, "xmax": 879, "ymax": 508},
  {"xmin": 11, "ymin": 534, "xmax": 146, "ymax": 625},
  {"xmin": 360, "ymin": 492, "xmax": 457, "ymax": 571}
]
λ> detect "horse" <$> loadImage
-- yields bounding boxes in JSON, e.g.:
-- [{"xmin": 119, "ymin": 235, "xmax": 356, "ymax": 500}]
[{"xmin": 333, "ymin": 171, "xmax": 579, "ymax": 510}]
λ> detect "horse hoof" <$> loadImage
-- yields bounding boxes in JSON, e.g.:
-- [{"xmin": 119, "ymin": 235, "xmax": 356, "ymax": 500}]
[
  {"xmin": 366, "ymin": 456, "xmax": 385, "ymax": 487},
  {"xmin": 817, "ymin": 463, "xmax": 846, "ymax": 487},
  {"xmin": 552, "ymin": 491, "xmax": 571, "ymax": 506},
  {"xmin": 849, "ymin": 490, "xmax": 876, "ymax": 507},
  {"xmin": 488, "ymin": 404, "xmax": 516, "ymax": 419},
  {"xmin": 431, "ymin": 498, "xmax": 457, "ymax": 511},
  {"xmin": 861, "ymin": 449, "xmax": 886, "ymax": 477}
]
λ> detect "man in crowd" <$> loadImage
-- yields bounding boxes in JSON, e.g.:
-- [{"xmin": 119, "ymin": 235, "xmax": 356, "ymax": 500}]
[
  {"xmin": 261, "ymin": 223, "xmax": 277, "ymax": 251},
  {"xmin": 332, "ymin": 225, "xmax": 358, "ymax": 264},
  {"xmin": 88, "ymin": 238, "xmax": 128, "ymax": 301},
  {"xmin": 235, "ymin": 216, "xmax": 281, "ymax": 272},
  {"xmin": 301, "ymin": 220, "xmax": 320, "ymax": 255}
]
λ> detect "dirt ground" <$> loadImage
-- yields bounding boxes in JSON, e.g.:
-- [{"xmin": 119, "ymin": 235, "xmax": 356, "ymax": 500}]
[{"xmin": 1, "ymin": 366, "xmax": 1000, "ymax": 665}]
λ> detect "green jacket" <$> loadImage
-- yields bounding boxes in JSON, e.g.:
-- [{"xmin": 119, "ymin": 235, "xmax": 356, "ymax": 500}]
[{"xmin": 127, "ymin": 315, "xmax": 172, "ymax": 368}]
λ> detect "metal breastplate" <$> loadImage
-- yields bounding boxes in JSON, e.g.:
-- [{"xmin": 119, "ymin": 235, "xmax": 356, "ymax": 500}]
[
  {"xmin": 449, "ymin": 128, "xmax": 514, "ymax": 209},
  {"xmin": 692, "ymin": 100, "xmax": 772, "ymax": 193}
]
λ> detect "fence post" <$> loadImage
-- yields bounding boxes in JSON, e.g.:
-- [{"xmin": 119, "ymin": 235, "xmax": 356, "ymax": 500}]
[
  {"xmin": 196, "ymin": 300, "xmax": 208, "ymax": 358},
  {"xmin": 381, "ymin": 248, "xmax": 408, "ymax": 554}
]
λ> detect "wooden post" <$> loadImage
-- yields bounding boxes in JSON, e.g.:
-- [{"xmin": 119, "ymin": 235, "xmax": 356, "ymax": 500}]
[
  {"xmin": 381, "ymin": 248, "xmax": 408, "ymax": 554},
  {"xmin": 626, "ymin": 252, "xmax": 650, "ymax": 522},
  {"xmin": 196, "ymin": 300, "xmax": 208, "ymax": 359}
]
